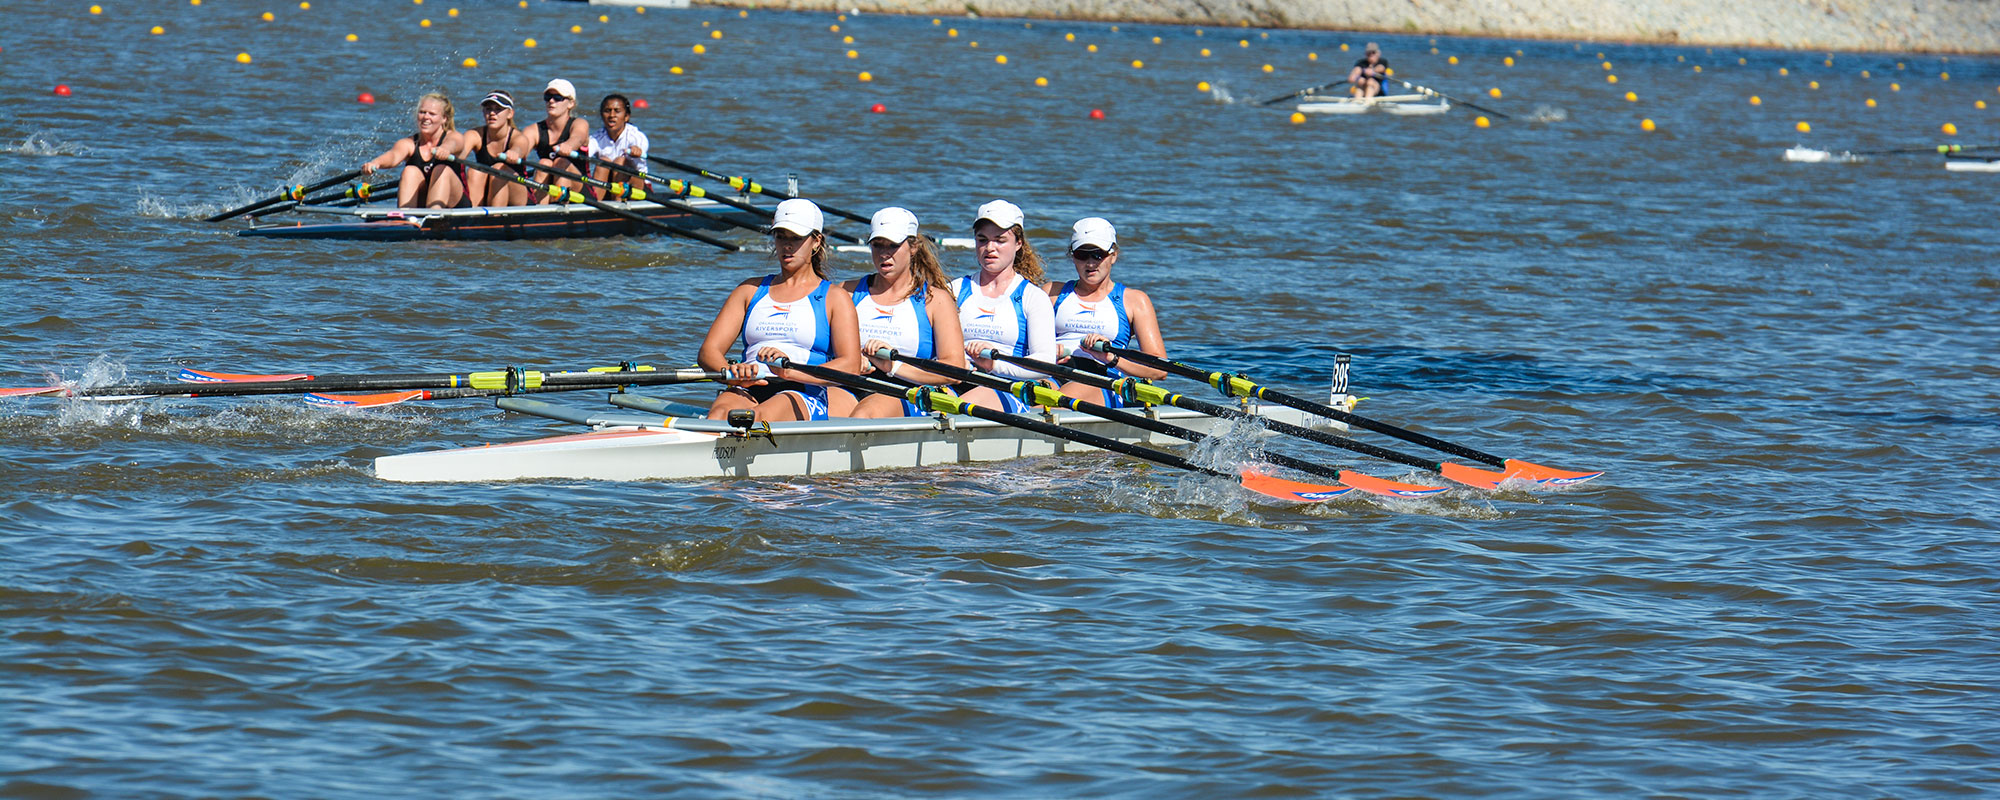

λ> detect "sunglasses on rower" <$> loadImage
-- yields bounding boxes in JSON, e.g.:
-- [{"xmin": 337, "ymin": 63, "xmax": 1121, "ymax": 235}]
[{"xmin": 1070, "ymin": 248, "xmax": 1111, "ymax": 262}]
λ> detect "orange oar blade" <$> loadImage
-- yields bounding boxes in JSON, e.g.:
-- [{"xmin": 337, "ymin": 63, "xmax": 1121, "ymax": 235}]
[
  {"xmin": 179, "ymin": 368, "xmax": 314, "ymax": 383},
  {"xmin": 0, "ymin": 386, "xmax": 64, "ymax": 398},
  {"xmin": 1438, "ymin": 461, "xmax": 1506, "ymax": 490},
  {"xmin": 1502, "ymin": 459, "xmax": 1604, "ymax": 487},
  {"xmin": 1237, "ymin": 469, "xmax": 1354, "ymax": 503},
  {"xmin": 1336, "ymin": 471, "xmax": 1448, "ymax": 498},
  {"xmin": 305, "ymin": 390, "xmax": 425, "ymax": 408}
]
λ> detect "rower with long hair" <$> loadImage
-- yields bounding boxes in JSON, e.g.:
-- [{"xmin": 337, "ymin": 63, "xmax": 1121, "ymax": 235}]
[
  {"xmin": 1048, "ymin": 217, "xmax": 1168, "ymax": 405},
  {"xmin": 697, "ymin": 199, "xmax": 861, "ymax": 422},
  {"xmin": 587, "ymin": 93, "xmax": 649, "ymax": 198},
  {"xmin": 360, "ymin": 92, "xmax": 470, "ymax": 208},
  {"xmin": 463, "ymin": 90, "xmax": 532, "ymax": 207},
  {"xmin": 528, "ymin": 79, "xmax": 590, "ymax": 202},
  {"xmin": 840, "ymin": 207, "xmax": 966, "ymax": 418},
  {"xmin": 952, "ymin": 199, "xmax": 1055, "ymax": 412}
]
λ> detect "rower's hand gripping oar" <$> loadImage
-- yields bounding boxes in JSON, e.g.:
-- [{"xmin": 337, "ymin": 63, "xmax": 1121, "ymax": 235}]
[
  {"xmin": 251, "ymin": 178, "xmax": 400, "ymax": 218},
  {"xmin": 558, "ymin": 149, "xmax": 862, "ymax": 245},
  {"xmin": 1382, "ymin": 75, "xmax": 1510, "ymax": 119},
  {"xmin": 982, "ymin": 348, "xmax": 1509, "ymax": 491},
  {"xmin": 442, "ymin": 154, "xmax": 739, "ymax": 251},
  {"xmin": 1, "ymin": 365, "xmax": 721, "ymax": 401},
  {"xmin": 769, "ymin": 357, "xmax": 1354, "ymax": 503},
  {"xmin": 1254, "ymin": 79, "xmax": 1348, "ymax": 106},
  {"xmin": 640, "ymin": 154, "xmax": 873, "ymax": 226},
  {"xmin": 1094, "ymin": 343, "xmax": 1601, "ymax": 487},
  {"xmin": 205, "ymin": 168, "xmax": 368, "ymax": 222},
  {"xmin": 881, "ymin": 348, "xmax": 1441, "ymax": 499}
]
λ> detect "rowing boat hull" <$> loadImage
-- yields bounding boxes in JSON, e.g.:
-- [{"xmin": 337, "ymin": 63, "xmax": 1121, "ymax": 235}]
[
  {"xmin": 374, "ymin": 404, "xmax": 1331, "ymax": 483},
  {"xmin": 1944, "ymin": 159, "xmax": 2000, "ymax": 172},
  {"xmin": 237, "ymin": 198, "xmax": 764, "ymax": 241},
  {"xmin": 1296, "ymin": 95, "xmax": 1449, "ymax": 116}
]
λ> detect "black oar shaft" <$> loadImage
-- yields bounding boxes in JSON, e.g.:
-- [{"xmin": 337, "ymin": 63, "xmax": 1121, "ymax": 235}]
[
  {"xmin": 446, "ymin": 155, "xmax": 738, "ymax": 251},
  {"xmin": 59, "ymin": 368, "xmax": 718, "ymax": 399},
  {"xmin": 1256, "ymin": 79, "xmax": 1347, "ymax": 106},
  {"xmin": 253, "ymin": 179, "xmax": 400, "ymax": 218},
  {"xmin": 776, "ymin": 359, "xmax": 1220, "ymax": 477},
  {"xmin": 641, "ymin": 154, "xmax": 873, "ymax": 225},
  {"xmin": 1103, "ymin": 345, "xmax": 1509, "ymax": 467},
  {"xmin": 1385, "ymin": 76, "xmax": 1510, "ymax": 119},
  {"xmin": 206, "ymin": 168, "xmax": 367, "ymax": 222},
  {"xmin": 987, "ymin": 350, "xmax": 1445, "ymax": 473},
  {"xmin": 563, "ymin": 150, "xmax": 862, "ymax": 244}
]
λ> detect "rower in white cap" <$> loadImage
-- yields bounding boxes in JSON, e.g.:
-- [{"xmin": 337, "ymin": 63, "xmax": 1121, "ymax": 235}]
[
  {"xmin": 951, "ymin": 199, "xmax": 1056, "ymax": 414},
  {"xmin": 697, "ymin": 199, "xmax": 861, "ymax": 422},
  {"xmin": 1048, "ymin": 217, "xmax": 1168, "ymax": 405},
  {"xmin": 529, "ymin": 79, "xmax": 591, "ymax": 201},
  {"xmin": 841, "ymin": 207, "xmax": 967, "ymax": 418}
]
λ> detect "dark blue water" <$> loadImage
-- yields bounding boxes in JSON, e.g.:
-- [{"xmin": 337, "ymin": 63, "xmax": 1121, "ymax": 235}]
[{"xmin": 4, "ymin": 2, "xmax": 1998, "ymax": 796}]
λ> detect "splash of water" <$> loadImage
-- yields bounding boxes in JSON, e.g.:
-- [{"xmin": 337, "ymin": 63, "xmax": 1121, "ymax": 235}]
[
  {"xmin": 3, "ymin": 133, "xmax": 91, "ymax": 156},
  {"xmin": 1528, "ymin": 104, "xmax": 1568, "ymax": 123}
]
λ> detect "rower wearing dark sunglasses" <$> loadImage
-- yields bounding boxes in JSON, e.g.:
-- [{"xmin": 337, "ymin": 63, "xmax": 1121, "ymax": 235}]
[{"xmin": 1047, "ymin": 217, "xmax": 1168, "ymax": 407}]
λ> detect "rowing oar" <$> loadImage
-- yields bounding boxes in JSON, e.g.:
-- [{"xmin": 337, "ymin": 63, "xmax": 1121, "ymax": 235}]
[
  {"xmin": 1255, "ymin": 79, "xmax": 1347, "ymax": 106},
  {"xmin": 772, "ymin": 357, "xmax": 1355, "ymax": 503},
  {"xmin": 641, "ymin": 154, "xmax": 873, "ymax": 225},
  {"xmin": 441, "ymin": 154, "xmax": 739, "ymax": 251},
  {"xmin": 881, "ymin": 348, "xmax": 1440, "ymax": 498},
  {"xmin": 1, "ymin": 365, "xmax": 720, "ymax": 400},
  {"xmin": 980, "ymin": 349, "xmax": 1510, "ymax": 490},
  {"xmin": 1094, "ymin": 343, "xmax": 1601, "ymax": 486},
  {"xmin": 1381, "ymin": 75, "xmax": 1510, "ymax": 119},
  {"xmin": 560, "ymin": 149, "xmax": 862, "ymax": 245},
  {"xmin": 205, "ymin": 168, "xmax": 367, "ymax": 222},
  {"xmin": 251, "ymin": 178, "xmax": 401, "ymax": 218}
]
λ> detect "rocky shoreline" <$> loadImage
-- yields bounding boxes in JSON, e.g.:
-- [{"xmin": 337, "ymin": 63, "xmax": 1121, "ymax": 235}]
[{"xmin": 700, "ymin": 0, "xmax": 2000, "ymax": 54}]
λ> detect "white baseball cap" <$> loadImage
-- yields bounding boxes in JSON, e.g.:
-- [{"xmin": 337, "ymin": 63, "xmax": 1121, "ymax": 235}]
[
  {"xmin": 770, "ymin": 198, "xmax": 824, "ymax": 236},
  {"xmin": 544, "ymin": 78, "xmax": 577, "ymax": 100},
  {"xmin": 870, "ymin": 206, "xmax": 919, "ymax": 243},
  {"xmin": 974, "ymin": 199, "xmax": 1024, "ymax": 231},
  {"xmin": 1069, "ymin": 217, "xmax": 1117, "ymax": 251}
]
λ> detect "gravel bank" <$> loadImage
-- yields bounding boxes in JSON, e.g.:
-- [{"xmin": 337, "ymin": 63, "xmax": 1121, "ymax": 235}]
[{"xmin": 705, "ymin": 0, "xmax": 2000, "ymax": 53}]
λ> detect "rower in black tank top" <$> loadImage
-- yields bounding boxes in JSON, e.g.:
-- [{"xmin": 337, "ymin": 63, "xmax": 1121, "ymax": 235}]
[{"xmin": 534, "ymin": 118, "xmax": 584, "ymax": 162}]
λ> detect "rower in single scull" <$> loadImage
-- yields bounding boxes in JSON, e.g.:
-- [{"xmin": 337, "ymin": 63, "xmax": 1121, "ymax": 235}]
[{"xmin": 1348, "ymin": 43, "xmax": 1390, "ymax": 98}]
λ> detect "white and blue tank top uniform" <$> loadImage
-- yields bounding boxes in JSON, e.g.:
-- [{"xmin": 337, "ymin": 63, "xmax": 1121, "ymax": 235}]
[
  {"xmin": 1052, "ymin": 280, "xmax": 1135, "ymax": 408},
  {"xmin": 853, "ymin": 274, "xmax": 940, "ymax": 417},
  {"xmin": 953, "ymin": 272, "xmax": 1055, "ymax": 414},
  {"xmin": 737, "ymin": 274, "xmax": 835, "ymax": 420}
]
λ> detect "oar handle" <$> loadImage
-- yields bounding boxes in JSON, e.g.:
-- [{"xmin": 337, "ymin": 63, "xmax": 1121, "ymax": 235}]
[
  {"xmin": 1097, "ymin": 343, "xmax": 1509, "ymax": 467},
  {"xmin": 448, "ymin": 155, "xmax": 739, "ymax": 251}
]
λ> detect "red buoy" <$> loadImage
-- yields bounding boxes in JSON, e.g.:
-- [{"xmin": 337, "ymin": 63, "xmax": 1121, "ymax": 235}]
[
  {"xmin": 357, "ymin": 92, "xmax": 375, "ymax": 104},
  {"xmin": 633, "ymin": 98, "xmax": 650, "ymax": 109},
  {"xmin": 1088, "ymin": 108, "xmax": 1105, "ymax": 120},
  {"xmin": 869, "ymin": 103, "xmax": 886, "ymax": 113},
  {"xmin": 54, "ymin": 84, "xmax": 72, "ymax": 97}
]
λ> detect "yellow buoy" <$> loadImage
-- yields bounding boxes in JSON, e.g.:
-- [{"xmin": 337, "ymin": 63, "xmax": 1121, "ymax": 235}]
[
  {"xmin": 261, "ymin": 11, "xmax": 274, "ymax": 21},
  {"xmin": 709, "ymin": 30, "xmax": 721, "ymax": 39},
  {"xmin": 1861, "ymin": 70, "xmax": 1870, "ymax": 78},
  {"xmin": 1065, "ymin": 33, "xmax": 1075, "ymax": 42},
  {"xmin": 1941, "ymin": 72, "xmax": 1950, "ymax": 81},
  {"xmin": 1153, "ymin": 37, "xmax": 1162, "ymax": 44},
  {"xmin": 829, "ymin": 24, "xmax": 839, "ymax": 32},
  {"xmin": 1488, "ymin": 87, "xmax": 1502, "ymax": 98},
  {"xmin": 1865, "ymin": 98, "xmax": 1876, "ymax": 107},
  {"xmin": 1795, "ymin": 121, "xmax": 1810, "ymax": 133},
  {"xmin": 740, "ymin": 9, "xmax": 748, "ymax": 16},
  {"xmin": 1504, "ymin": 56, "xmax": 1514, "ymax": 67},
  {"xmin": 1035, "ymin": 76, "xmax": 1048, "ymax": 87},
  {"xmin": 1448, "ymin": 56, "xmax": 1458, "ymax": 65},
  {"xmin": 1197, "ymin": 81, "xmax": 1210, "ymax": 91},
  {"xmin": 236, "ymin": 51, "xmax": 252, "ymax": 63},
  {"xmin": 1085, "ymin": 44, "xmax": 1095, "ymax": 52},
  {"xmin": 345, "ymin": 33, "xmax": 357, "ymax": 41},
  {"xmin": 463, "ymin": 57, "xmax": 478, "ymax": 67},
  {"xmin": 1200, "ymin": 48, "xmax": 1211, "ymax": 57},
  {"xmin": 300, "ymin": 1, "xmax": 310, "ymax": 9},
  {"xmin": 570, "ymin": 25, "xmax": 580, "ymax": 33},
  {"xmin": 858, "ymin": 71, "xmax": 872, "ymax": 82},
  {"xmin": 1308, "ymin": 52, "xmax": 1317, "ymax": 61},
  {"xmin": 523, "ymin": 38, "xmax": 536, "ymax": 48},
  {"xmin": 1475, "ymin": 116, "xmax": 1490, "ymax": 128},
  {"xmin": 843, "ymin": 35, "xmax": 853, "ymax": 43},
  {"xmin": 1290, "ymin": 112, "xmax": 1305, "ymax": 124},
  {"xmin": 1824, "ymin": 59, "xmax": 1832, "ymax": 67},
  {"xmin": 1339, "ymin": 43, "xmax": 1347, "ymax": 51},
  {"xmin": 1261, "ymin": 64, "xmax": 1273, "ymax": 73},
  {"xmin": 1430, "ymin": 47, "xmax": 1438, "ymax": 54},
  {"xmin": 419, "ymin": 19, "xmax": 430, "ymax": 27},
  {"xmin": 599, "ymin": 14, "xmax": 607, "ymax": 22},
  {"xmin": 447, "ymin": 8, "xmax": 457, "ymax": 17},
  {"xmin": 1891, "ymin": 82, "xmax": 1901, "ymax": 91},
  {"xmin": 1897, "ymin": 61, "xmax": 1905, "ymax": 69},
  {"xmin": 1239, "ymin": 39, "xmax": 1249, "ymax": 47},
  {"xmin": 947, "ymin": 28, "xmax": 957, "ymax": 37},
  {"xmin": 1641, "ymin": 118, "xmax": 1656, "ymax": 132},
  {"xmin": 1624, "ymin": 91, "xmax": 1637, "ymax": 102},
  {"xmin": 846, "ymin": 49, "xmax": 857, "ymax": 58},
  {"xmin": 692, "ymin": 44, "xmax": 705, "ymax": 54},
  {"xmin": 1677, "ymin": 55, "xmax": 1685, "ymax": 62},
  {"xmin": 89, "ymin": 4, "xmax": 101, "ymax": 13},
  {"xmin": 1693, "ymin": 65, "xmax": 1703, "ymax": 73},
  {"xmin": 1943, "ymin": 122, "xmax": 1958, "ymax": 135},
  {"xmin": 1779, "ymin": 67, "xmax": 1788, "ymax": 76},
  {"xmin": 838, "ymin": 13, "xmax": 846, "ymax": 20},
  {"xmin": 1131, "ymin": 60, "xmax": 1143, "ymax": 69},
  {"xmin": 1601, "ymin": 61, "xmax": 1611, "ymax": 70},
  {"xmin": 1607, "ymin": 74, "xmax": 1618, "ymax": 83},
  {"xmin": 670, "ymin": 66, "xmax": 683, "ymax": 75},
  {"xmin": 1978, "ymin": 100, "xmax": 1989, "ymax": 110},
  {"xmin": 932, "ymin": 18, "xmax": 940, "ymax": 24},
  {"xmin": 634, "ymin": 5, "xmax": 643, "ymax": 12},
  {"xmin": 151, "ymin": 25, "xmax": 164, "ymax": 34},
  {"xmin": 1737, "ymin": 57, "xmax": 1746, "ymax": 65},
  {"xmin": 1750, "ymin": 96, "xmax": 1761, "ymax": 105},
  {"xmin": 996, "ymin": 55, "xmax": 1007, "ymax": 64}
]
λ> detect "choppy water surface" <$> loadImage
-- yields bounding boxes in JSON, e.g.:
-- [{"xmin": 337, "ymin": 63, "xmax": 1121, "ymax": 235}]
[{"xmin": 5, "ymin": 3, "xmax": 1998, "ymax": 796}]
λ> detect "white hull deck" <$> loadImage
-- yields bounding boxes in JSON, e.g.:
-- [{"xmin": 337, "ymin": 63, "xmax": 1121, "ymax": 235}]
[
  {"xmin": 1944, "ymin": 159, "xmax": 2000, "ymax": 172},
  {"xmin": 1296, "ymin": 94, "xmax": 1449, "ymax": 116},
  {"xmin": 375, "ymin": 400, "xmax": 1336, "ymax": 483}
]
